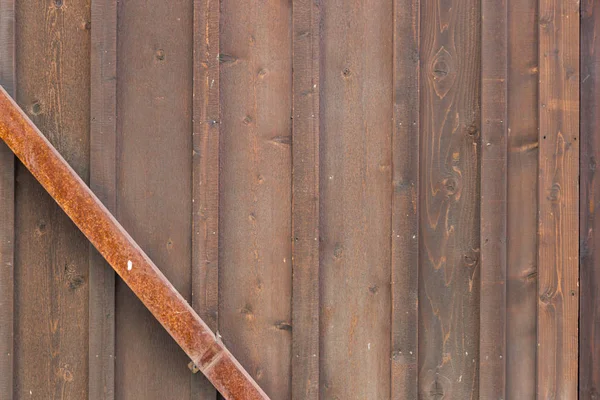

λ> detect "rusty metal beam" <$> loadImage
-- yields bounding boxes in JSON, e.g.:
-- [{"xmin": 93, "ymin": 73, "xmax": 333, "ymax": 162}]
[{"xmin": 0, "ymin": 86, "xmax": 270, "ymax": 400}]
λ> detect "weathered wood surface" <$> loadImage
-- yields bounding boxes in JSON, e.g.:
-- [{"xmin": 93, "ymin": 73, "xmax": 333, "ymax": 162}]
[
  {"xmin": 114, "ymin": 1, "xmax": 195, "ymax": 397},
  {"xmin": 0, "ymin": 86, "xmax": 270, "ymax": 400},
  {"xmin": 480, "ymin": 0, "xmax": 507, "ymax": 398},
  {"xmin": 219, "ymin": 0, "xmax": 293, "ymax": 399},
  {"xmin": 0, "ymin": 0, "xmax": 14, "ymax": 398},
  {"xmin": 89, "ymin": 0, "xmax": 117, "ymax": 398},
  {"xmin": 14, "ymin": 1, "xmax": 91, "ymax": 398},
  {"xmin": 191, "ymin": 0, "xmax": 220, "ymax": 398},
  {"xmin": 581, "ymin": 1, "xmax": 598, "ymax": 398},
  {"xmin": 291, "ymin": 0, "xmax": 320, "ymax": 399},
  {"xmin": 320, "ymin": 0, "xmax": 393, "ymax": 398},
  {"xmin": 506, "ymin": 0, "xmax": 539, "ymax": 397},
  {"xmin": 537, "ymin": 0, "xmax": 579, "ymax": 398},
  {"xmin": 391, "ymin": 0, "xmax": 419, "ymax": 398},
  {"xmin": 418, "ymin": 0, "xmax": 481, "ymax": 398},
  {"xmin": 1, "ymin": 1, "xmax": 594, "ymax": 398}
]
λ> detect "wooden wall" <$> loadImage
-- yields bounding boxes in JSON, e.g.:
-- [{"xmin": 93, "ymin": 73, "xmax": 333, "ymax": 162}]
[{"xmin": 0, "ymin": 0, "xmax": 590, "ymax": 399}]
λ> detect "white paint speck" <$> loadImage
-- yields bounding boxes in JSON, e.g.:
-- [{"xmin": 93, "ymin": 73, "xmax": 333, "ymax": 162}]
[
  {"xmin": 368, "ymin": 343, "xmax": 371, "ymax": 350},
  {"xmin": 459, "ymin": 375, "xmax": 462, "ymax": 382},
  {"xmin": 127, "ymin": 260, "xmax": 133, "ymax": 271}
]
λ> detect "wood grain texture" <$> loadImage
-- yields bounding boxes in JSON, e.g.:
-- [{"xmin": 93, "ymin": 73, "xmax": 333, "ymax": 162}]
[
  {"xmin": 391, "ymin": 0, "xmax": 419, "ymax": 398},
  {"xmin": 89, "ymin": 0, "xmax": 116, "ymax": 398},
  {"xmin": 480, "ymin": 0, "xmax": 507, "ymax": 397},
  {"xmin": 114, "ymin": 0, "xmax": 194, "ymax": 398},
  {"xmin": 418, "ymin": 0, "xmax": 481, "ymax": 398},
  {"xmin": 219, "ymin": 0, "xmax": 293, "ymax": 398},
  {"xmin": 506, "ymin": 0, "xmax": 538, "ymax": 397},
  {"xmin": 291, "ymin": 0, "xmax": 320, "ymax": 399},
  {"xmin": 14, "ymin": 1, "xmax": 91, "ymax": 398},
  {"xmin": 581, "ymin": 1, "xmax": 600, "ymax": 398},
  {"xmin": 0, "ymin": 0, "xmax": 14, "ymax": 398},
  {"xmin": 320, "ymin": 0, "xmax": 393, "ymax": 398},
  {"xmin": 192, "ymin": 0, "xmax": 220, "ymax": 397},
  {"xmin": 536, "ymin": 0, "xmax": 579, "ymax": 398}
]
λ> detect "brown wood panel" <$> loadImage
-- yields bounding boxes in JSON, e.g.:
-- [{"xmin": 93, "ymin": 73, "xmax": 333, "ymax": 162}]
[
  {"xmin": 536, "ymin": 0, "xmax": 579, "ymax": 398},
  {"xmin": 89, "ymin": 0, "xmax": 117, "ymax": 398},
  {"xmin": 291, "ymin": 0, "xmax": 320, "ymax": 398},
  {"xmin": 0, "ymin": 0, "xmax": 14, "ymax": 397},
  {"xmin": 114, "ymin": 0, "xmax": 194, "ymax": 398},
  {"xmin": 219, "ymin": 0, "xmax": 293, "ymax": 398},
  {"xmin": 581, "ymin": 1, "xmax": 600, "ymax": 398},
  {"xmin": 418, "ymin": 0, "xmax": 481, "ymax": 398},
  {"xmin": 480, "ymin": 0, "xmax": 507, "ymax": 398},
  {"xmin": 14, "ymin": 1, "xmax": 91, "ymax": 398},
  {"xmin": 191, "ymin": 0, "xmax": 220, "ymax": 397},
  {"xmin": 319, "ymin": 0, "xmax": 393, "ymax": 398},
  {"xmin": 391, "ymin": 0, "xmax": 419, "ymax": 398},
  {"xmin": 506, "ymin": 0, "xmax": 538, "ymax": 397}
]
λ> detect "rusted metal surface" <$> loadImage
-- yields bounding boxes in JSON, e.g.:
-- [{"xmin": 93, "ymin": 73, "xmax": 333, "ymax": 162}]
[{"xmin": 0, "ymin": 85, "xmax": 270, "ymax": 400}]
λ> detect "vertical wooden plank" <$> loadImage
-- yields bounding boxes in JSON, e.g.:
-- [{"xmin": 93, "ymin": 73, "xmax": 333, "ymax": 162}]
[
  {"xmin": 418, "ymin": 0, "xmax": 481, "ymax": 398},
  {"xmin": 191, "ymin": 0, "xmax": 219, "ymax": 397},
  {"xmin": 114, "ymin": 0, "xmax": 194, "ymax": 398},
  {"xmin": 506, "ymin": 0, "xmax": 538, "ymax": 397},
  {"xmin": 219, "ymin": 0, "xmax": 293, "ymax": 397},
  {"xmin": 391, "ymin": 0, "xmax": 419, "ymax": 398},
  {"xmin": 291, "ymin": 0, "xmax": 320, "ymax": 399},
  {"xmin": 14, "ymin": 0, "xmax": 91, "ymax": 398},
  {"xmin": 536, "ymin": 0, "xmax": 579, "ymax": 398},
  {"xmin": 480, "ymin": 0, "xmax": 507, "ymax": 398},
  {"xmin": 0, "ymin": 0, "xmax": 14, "ymax": 398},
  {"xmin": 320, "ymin": 0, "xmax": 393, "ymax": 398},
  {"xmin": 89, "ymin": 0, "xmax": 116, "ymax": 398},
  {"xmin": 581, "ymin": 1, "xmax": 600, "ymax": 398}
]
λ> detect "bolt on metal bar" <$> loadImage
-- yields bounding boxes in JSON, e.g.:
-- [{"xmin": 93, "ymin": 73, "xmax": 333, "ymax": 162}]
[{"xmin": 0, "ymin": 86, "xmax": 270, "ymax": 400}]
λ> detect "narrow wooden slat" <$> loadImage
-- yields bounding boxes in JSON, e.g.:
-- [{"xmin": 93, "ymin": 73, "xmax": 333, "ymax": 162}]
[
  {"xmin": 89, "ymin": 0, "xmax": 117, "ymax": 398},
  {"xmin": 581, "ymin": 1, "xmax": 600, "ymax": 398},
  {"xmin": 0, "ymin": 86, "xmax": 270, "ymax": 400},
  {"xmin": 0, "ymin": 0, "xmax": 14, "ymax": 398},
  {"xmin": 291, "ymin": 0, "xmax": 320, "ymax": 398},
  {"xmin": 391, "ymin": 0, "xmax": 419, "ymax": 397},
  {"xmin": 418, "ymin": 0, "xmax": 481, "ymax": 397},
  {"xmin": 219, "ymin": 0, "xmax": 293, "ymax": 398},
  {"xmin": 320, "ymin": 0, "xmax": 393, "ymax": 398},
  {"xmin": 192, "ymin": 0, "xmax": 220, "ymax": 397},
  {"xmin": 14, "ymin": 2, "xmax": 90, "ymax": 397},
  {"xmin": 506, "ymin": 0, "xmax": 538, "ymax": 396},
  {"xmin": 480, "ymin": 0, "xmax": 507, "ymax": 397},
  {"xmin": 536, "ymin": 0, "xmax": 579, "ymax": 398}
]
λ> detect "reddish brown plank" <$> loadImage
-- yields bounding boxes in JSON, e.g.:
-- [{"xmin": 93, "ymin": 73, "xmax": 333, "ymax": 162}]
[
  {"xmin": 114, "ymin": 0, "xmax": 195, "ymax": 398},
  {"xmin": 89, "ymin": 0, "xmax": 117, "ymax": 398},
  {"xmin": 291, "ymin": 0, "xmax": 320, "ymax": 399},
  {"xmin": 192, "ymin": 0, "xmax": 220, "ymax": 397},
  {"xmin": 506, "ymin": 0, "xmax": 538, "ymax": 397},
  {"xmin": 13, "ymin": 1, "xmax": 91, "ymax": 398},
  {"xmin": 536, "ymin": 0, "xmax": 579, "ymax": 398},
  {"xmin": 320, "ymin": 0, "xmax": 393, "ymax": 398},
  {"xmin": 480, "ymin": 0, "xmax": 507, "ymax": 397},
  {"xmin": 219, "ymin": 0, "xmax": 293, "ymax": 398},
  {"xmin": 581, "ymin": 1, "xmax": 600, "ymax": 398},
  {"xmin": 391, "ymin": 0, "xmax": 419, "ymax": 398},
  {"xmin": 418, "ymin": 0, "xmax": 481, "ymax": 398},
  {"xmin": 0, "ymin": 0, "xmax": 14, "ymax": 397}
]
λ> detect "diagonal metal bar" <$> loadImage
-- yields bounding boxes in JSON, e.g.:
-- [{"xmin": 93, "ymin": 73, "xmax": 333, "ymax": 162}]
[{"xmin": 0, "ymin": 86, "xmax": 270, "ymax": 400}]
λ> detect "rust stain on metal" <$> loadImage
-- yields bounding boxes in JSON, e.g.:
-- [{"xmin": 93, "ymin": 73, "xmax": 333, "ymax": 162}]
[{"xmin": 0, "ymin": 86, "xmax": 270, "ymax": 400}]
